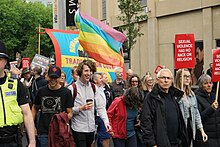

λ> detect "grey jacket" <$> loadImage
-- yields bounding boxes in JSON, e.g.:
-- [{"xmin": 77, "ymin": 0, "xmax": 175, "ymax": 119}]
[
  {"xmin": 68, "ymin": 80, "xmax": 109, "ymax": 133},
  {"xmin": 178, "ymin": 91, "xmax": 203, "ymax": 139}
]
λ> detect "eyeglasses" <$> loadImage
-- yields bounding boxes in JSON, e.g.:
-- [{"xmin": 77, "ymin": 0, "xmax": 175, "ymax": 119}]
[
  {"xmin": 147, "ymin": 79, "xmax": 154, "ymax": 81},
  {"xmin": 131, "ymin": 80, "xmax": 138, "ymax": 83},
  {"xmin": 158, "ymin": 76, "xmax": 172, "ymax": 80},
  {"xmin": 183, "ymin": 75, "xmax": 191, "ymax": 78}
]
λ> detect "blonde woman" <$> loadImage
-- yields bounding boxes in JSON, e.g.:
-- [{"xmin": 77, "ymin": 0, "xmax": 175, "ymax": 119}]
[
  {"xmin": 142, "ymin": 74, "xmax": 154, "ymax": 97},
  {"xmin": 175, "ymin": 68, "xmax": 208, "ymax": 145}
]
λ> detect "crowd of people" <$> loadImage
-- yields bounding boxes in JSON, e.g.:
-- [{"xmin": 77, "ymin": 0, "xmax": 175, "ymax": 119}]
[{"xmin": 0, "ymin": 39, "xmax": 220, "ymax": 147}]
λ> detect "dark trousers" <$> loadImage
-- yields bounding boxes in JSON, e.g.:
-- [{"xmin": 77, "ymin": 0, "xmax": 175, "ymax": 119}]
[
  {"xmin": 0, "ymin": 134, "xmax": 21, "ymax": 147},
  {"xmin": 113, "ymin": 134, "xmax": 137, "ymax": 147},
  {"xmin": 0, "ymin": 142, "xmax": 18, "ymax": 147},
  {"xmin": 187, "ymin": 118, "xmax": 193, "ymax": 145},
  {"xmin": 171, "ymin": 144, "xmax": 182, "ymax": 147},
  {"xmin": 193, "ymin": 138, "xmax": 220, "ymax": 147},
  {"xmin": 72, "ymin": 131, "xmax": 95, "ymax": 147}
]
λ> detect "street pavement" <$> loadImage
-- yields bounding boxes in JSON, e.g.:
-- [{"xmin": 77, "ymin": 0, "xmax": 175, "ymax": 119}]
[{"xmin": 22, "ymin": 135, "xmax": 114, "ymax": 147}]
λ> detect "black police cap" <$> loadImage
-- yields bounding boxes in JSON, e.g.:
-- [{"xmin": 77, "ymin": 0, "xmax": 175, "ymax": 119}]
[{"xmin": 0, "ymin": 41, "xmax": 9, "ymax": 59}]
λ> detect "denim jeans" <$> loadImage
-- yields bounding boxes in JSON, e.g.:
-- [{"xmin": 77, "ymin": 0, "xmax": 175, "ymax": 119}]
[
  {"xmin": 113, "ymin": 134, "xmax": 137, "ymax": 147},
  {"xmin": 36, "ymin": 135, "xmax": 48, "ymax": 147}
]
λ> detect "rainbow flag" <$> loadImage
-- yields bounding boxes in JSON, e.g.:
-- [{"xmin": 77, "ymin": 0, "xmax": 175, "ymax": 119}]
[{"xmin": 74, "ymin": 10, "xmax": 126, "ymax": 66}]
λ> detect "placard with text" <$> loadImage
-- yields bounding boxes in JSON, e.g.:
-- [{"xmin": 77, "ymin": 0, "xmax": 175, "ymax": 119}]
[
  {"xmin": 22, "ymin": 58, "xmax": 30, "ymax": 69},
  {"xmin": 30, "ymin": 54, "xmax": 50, "ymax": 75},
  {"xmin": 212, "ymin": 49, "xmax": 220, "ymax": 82},
  {"xmin": 174, "ymin": 34, "xmax": 195, "ymax": 69}
]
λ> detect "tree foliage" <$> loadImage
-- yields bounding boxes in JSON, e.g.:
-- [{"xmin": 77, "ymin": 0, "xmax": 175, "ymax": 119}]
[
  {"xmin": 117, "ymin": 0, "xmax": 147, "ymax": 59},
  {"xmin": 0, "ymin": 0, "xmax": 53, "ymax": 61}
]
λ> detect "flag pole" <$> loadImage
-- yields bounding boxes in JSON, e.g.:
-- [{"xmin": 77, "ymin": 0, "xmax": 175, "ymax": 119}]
[
  {"xmin": 181, "ymin": 69, "xmax": 184, "ymax": 91},
  {"xmin": 38, "ymin": 24, "xmax": 41, "ymax": 55},
  {"xmin": 215, "ymin": 81, "xmax": 219, "ymax": 102}
]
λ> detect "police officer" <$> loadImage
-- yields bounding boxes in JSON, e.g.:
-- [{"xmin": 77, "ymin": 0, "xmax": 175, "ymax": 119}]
[{"xmin": 0, "ymin": 41, "xmax": 36, "ymax": 147}]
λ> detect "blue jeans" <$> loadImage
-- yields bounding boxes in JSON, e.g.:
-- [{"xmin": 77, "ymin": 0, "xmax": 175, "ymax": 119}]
[
  {"xmin": 37, "ymin": 135, "xmax": 48, "ymax": 147},
  {"xmin": 113, "ymin": 134, "xmax": 137, "ymax": 147},
  {"xmin": 97, "ymin": 117, "xmax": 110, "ymax": 147}
]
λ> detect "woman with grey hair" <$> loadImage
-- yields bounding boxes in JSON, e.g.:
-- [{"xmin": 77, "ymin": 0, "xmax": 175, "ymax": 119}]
[{"xmin": 194, "ymin": 74, "xmax": 220, "ymax": 147}]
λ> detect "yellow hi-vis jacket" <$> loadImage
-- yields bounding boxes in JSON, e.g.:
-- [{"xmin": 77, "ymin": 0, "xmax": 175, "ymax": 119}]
[{"xmin": 0, "ymin": 75, "xmax": 23, "ymax": 127}]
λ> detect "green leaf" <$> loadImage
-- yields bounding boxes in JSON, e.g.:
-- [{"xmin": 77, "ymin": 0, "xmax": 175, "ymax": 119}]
[
  {"xmin": 117, "ymin": 0, "xmax": 148, "ymax": 58},
  {"xmin": 0, "ymin": 0, "xmax": 53, "ymax": 61}
]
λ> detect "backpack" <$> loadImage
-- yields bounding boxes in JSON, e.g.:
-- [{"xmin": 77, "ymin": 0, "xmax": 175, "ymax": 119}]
[
  {"xmin": 71, "ymin": 82, "xmax": 98, "ymax": 124},
  {"xmin": 71, "ymin": 82, "xmax": 96, "ymax": 101},
  {"xmin": 48, "ymin": 112, "xmax": 74, "ymax": 147}
]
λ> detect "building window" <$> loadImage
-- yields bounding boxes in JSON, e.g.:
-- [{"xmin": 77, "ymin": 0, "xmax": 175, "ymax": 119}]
[
  {"xmin": 102, "ymin": 0, "xmax": 106, "ymax": 19},
  {"xmin": 217, "ymin": 39, "xmax": 220, "ymax": 47},
  {"xmin": 140, "ymin": 0, "xmax": 147, "ymax": 7}
]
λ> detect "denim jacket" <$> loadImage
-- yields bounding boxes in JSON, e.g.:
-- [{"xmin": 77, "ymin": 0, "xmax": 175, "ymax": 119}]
[{"xmin": 178, "ymin": 91, "xmax": 203, "ymax": 139}]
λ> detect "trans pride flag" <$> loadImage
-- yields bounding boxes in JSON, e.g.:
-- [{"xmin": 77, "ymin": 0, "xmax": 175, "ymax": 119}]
[{"xmin": 74, "ymin": 10, "xmax": 126, "ymax": 67}]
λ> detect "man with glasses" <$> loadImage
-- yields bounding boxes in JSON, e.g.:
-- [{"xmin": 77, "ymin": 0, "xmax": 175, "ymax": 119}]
[
  {"xmin": 32, "ymin": 65, "xmax": 73, "ymax": 146},
  {"xmin": 111, "ymin": 67, "xmax": 126, "ymax": 99},
  {"xmin": 141, "ymin": 68, "xmax": 189, "ymax": 147}
]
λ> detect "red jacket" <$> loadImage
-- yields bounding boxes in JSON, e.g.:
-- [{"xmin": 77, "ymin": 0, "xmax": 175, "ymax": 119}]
[
  {"xmin": 48, "ymin": 112, "xmax": 74, "ymax": 147},
  {"xmin": 107, "ymin": 96, "xmax": 127, "ymax": 139}
]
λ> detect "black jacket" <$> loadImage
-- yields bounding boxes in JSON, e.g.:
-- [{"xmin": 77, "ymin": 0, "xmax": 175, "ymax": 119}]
[
  {"xmin": 104, "ymin": 84, "xmax": 114, "ymax": 109},
  {"xmin": 110, "ymin": 80, "xmax": 126, "ymax": 98},
  {"xmin": 31, "ymin": 76, "xmax": 47, "ymax": 102},
  {"xmin": 195, "ymin": 89, "xmax": 220, "ymax": 140},
  {"xmin": 141, "ymin": 84, "xmax": 189, "ymax": 147}
]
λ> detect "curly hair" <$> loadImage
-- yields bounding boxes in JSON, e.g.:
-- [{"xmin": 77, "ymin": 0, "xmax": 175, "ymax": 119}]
[
  {"xmin": 77, "ymin": 60, "xmax": 94, "ymax": 77},
  {"xmin": 72, "ymin": 66, "xmax": 78, "ymax": 74},
  {"xmin": 128, "ymin": 74, "xmax": 143, "ymax": 89},
  {"xmin": 122, "ymin": 87, "xmax": 143, "ymax": 108},
  {"xmin": 86, "ymin": 60, "xmax": 97, "ymax": 74}
]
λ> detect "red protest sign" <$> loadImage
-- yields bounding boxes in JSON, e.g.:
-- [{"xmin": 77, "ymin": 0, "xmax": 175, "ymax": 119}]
[
  {"xmin": 22, "ymin": 58, "xmax": 30, "ymax": 69},
  {"xmin": 212, "ymin": 49, "xmax": 220, "ymax": 82},
  {"xmin": 154, "ymin": 65, "xmax": 163, "ymax": 74},
  {"xmin": 174, "ymin": 34, "xmax": 195, "ymax": 69}
]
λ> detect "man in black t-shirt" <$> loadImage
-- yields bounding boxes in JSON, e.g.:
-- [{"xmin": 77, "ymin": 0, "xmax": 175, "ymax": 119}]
[
  {"xmin": 32, "ymin": 65, "xmax": 73, "ymax": 146},
  {"xmin": 0, "ymin": 41, "xmax": 36, "ymax": 147}
]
